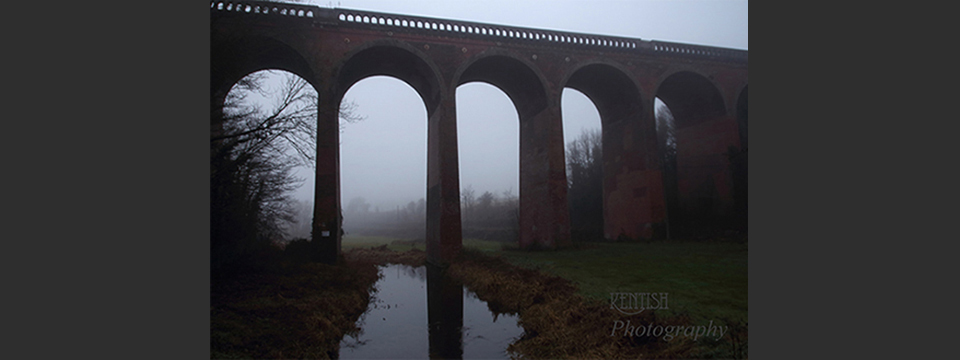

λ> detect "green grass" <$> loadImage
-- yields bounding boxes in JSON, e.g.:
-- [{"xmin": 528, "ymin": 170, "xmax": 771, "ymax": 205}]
[{"xmin": 465, "ymin": 238, "xmax": 747, "ymax": 324}]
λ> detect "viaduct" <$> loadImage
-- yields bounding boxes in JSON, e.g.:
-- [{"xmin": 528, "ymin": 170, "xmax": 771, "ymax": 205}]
[{"xmin": 210, "ymin": 1, "xmax": 748, "ymax": 265}]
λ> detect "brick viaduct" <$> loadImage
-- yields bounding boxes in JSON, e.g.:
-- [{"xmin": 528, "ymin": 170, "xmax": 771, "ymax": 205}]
[{"xmin": 210, "ymin": 1, "xmax": 748, "ymax": 265}]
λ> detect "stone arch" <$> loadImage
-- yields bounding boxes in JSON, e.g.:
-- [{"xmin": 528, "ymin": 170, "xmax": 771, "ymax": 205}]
[
  {"xmin": 334, "ymin": 42, "xmax": 443, "ymax": 116},
  {"xmin": 562, "ymin": 61, "xmax": 644, "ymax": 125},
  {"xmin": 210, "ymin": 33, "xmax": 317, "ymax": 111},
  {"xmin": 655, "ymin": 70, "xmax": 727, "ymax": 128},
  {"xmin": 209, "ymin": 33, "xmax": 319, "ymax": 148},
  {"xmin": 454, "ymin": 51, "xmax": 549, "ymax": 121}
]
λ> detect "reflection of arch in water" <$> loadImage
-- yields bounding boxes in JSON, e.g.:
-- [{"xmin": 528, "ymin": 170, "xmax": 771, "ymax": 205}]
[{"xmin": 427, "ymin": 263, "xmax": 464, "ymax": 359}]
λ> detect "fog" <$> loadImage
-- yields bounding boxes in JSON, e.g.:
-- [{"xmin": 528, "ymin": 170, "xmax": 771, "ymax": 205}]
[
  {"xmin": 286, "ymin": 79, "xmax": 603, "ymax": 212},
  {"xmin": 267, "ymin": 0, "xmax": 747, "ymax": 218}
]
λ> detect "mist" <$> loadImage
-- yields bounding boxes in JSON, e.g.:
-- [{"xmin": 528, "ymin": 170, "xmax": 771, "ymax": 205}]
[{"xmin": 287, "ymin": 78, "xmax": 603, "ymax": 212}]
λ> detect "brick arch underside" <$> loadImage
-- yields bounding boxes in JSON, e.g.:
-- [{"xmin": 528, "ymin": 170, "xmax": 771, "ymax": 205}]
[{"xmin": 656, "ymin": 71, "xmax": 738, "ymax": 236}]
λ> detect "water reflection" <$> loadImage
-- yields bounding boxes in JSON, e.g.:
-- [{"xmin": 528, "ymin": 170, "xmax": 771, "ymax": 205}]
[
  {"xmin": 427, "ymin": 263, "xmax": 463, "ymax": 358},
  {"xmin": 339, "ymin": 264, "xmax": 523, "ymax": 359}
]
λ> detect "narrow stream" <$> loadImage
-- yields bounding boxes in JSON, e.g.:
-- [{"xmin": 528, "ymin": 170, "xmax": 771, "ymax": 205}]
[{"xmin": 339, "ymin": 264, "xmax": 524, "ymax": 359}]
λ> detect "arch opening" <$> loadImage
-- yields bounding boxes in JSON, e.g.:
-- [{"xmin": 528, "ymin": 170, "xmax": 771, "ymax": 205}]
[
  {"xmin": 339, "ymin": 76, "xmax": 429, "ymax": 245},
  {"xmin": 211, "ymin": 69, "xmax": 320, "ymax": 272},
  {"xmin": 456, "ymin": 82, "xmax": 521, "ymax": 244},
  {"xmin": 457, "ymin": 54, "xmax": 554, "ymax": 250},
  {"xmin": 561, "ymin": 88, "xmax": 603, "ymax": 243}
]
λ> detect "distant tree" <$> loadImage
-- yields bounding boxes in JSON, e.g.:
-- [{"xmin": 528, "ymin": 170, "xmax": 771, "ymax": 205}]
[
  {"xmin": 565, "ymin": 129, "xmax": 604, "ymax": 242},
  {"xmin": 415, "ymin": 198, "xmax": 426, "ymax": 220},
  {"xmin": 211, "ymin": 70, "xmax": 363, "ymax": 273},
  {"xmin": 461, "ymin": 186, "xmax": 477, "ymax": 226},
  {"xmin": 476, "ymin": 191, "xmax": 496, "ymax": 226},
  {"xmin": 345, "ymin": 197, "xmax": 371, "ymax": 215}
]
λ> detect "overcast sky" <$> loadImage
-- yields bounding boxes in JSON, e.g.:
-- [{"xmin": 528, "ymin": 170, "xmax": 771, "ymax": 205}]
[{"xmin": 268, "ymin": 0, "xmax": 748, "ymax": 210}]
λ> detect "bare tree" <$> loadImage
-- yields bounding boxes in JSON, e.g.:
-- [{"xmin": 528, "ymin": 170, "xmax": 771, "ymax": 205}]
[{"xmin": 211, "ymin": 70, "xmax": 363, "ymax": 272}]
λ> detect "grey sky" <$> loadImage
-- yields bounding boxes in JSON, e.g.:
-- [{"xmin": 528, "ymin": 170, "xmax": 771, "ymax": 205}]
[{"xmin": 279, "ymin": 0, "xmax": 748, "ymax": 210}]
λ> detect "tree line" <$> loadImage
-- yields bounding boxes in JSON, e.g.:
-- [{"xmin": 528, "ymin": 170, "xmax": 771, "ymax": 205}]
[{"xmin": 321, "ymin": 187, "xmax": 519, "ymax": 243}]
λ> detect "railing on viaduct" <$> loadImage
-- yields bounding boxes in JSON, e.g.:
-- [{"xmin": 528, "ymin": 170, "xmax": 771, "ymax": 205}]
[{"xmin": 211, "ymin": 1, "xmax": 747, "ymax": 63}]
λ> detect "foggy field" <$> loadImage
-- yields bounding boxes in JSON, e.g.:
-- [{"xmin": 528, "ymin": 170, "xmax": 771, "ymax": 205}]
[{"xmin": 341, "ymin": 235, "xmax": 511, "ymax": 253}]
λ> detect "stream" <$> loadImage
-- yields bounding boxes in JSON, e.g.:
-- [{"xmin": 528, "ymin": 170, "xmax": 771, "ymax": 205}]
[{"xmin": 338, "ymin": 264, "xmax": 524, "ymax": 359}]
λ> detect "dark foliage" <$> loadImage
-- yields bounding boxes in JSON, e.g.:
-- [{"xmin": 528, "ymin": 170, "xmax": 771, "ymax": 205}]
[
  {"xmin": 566, "ymin": 129, "xmax": 604, "ymax": 242},
  {"xmin": 461, "ymin": 187, "xmax": 519, "ymax": 242}
]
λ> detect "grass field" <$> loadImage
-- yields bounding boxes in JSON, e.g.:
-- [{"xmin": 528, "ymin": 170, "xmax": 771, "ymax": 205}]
[
  {"xmin": 345, "ymin": 235, "xmax": 747, "ymax": 325},
  {"xmin": 491, "ymin": 240, "xmax": 748, "ymax": 325}
]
